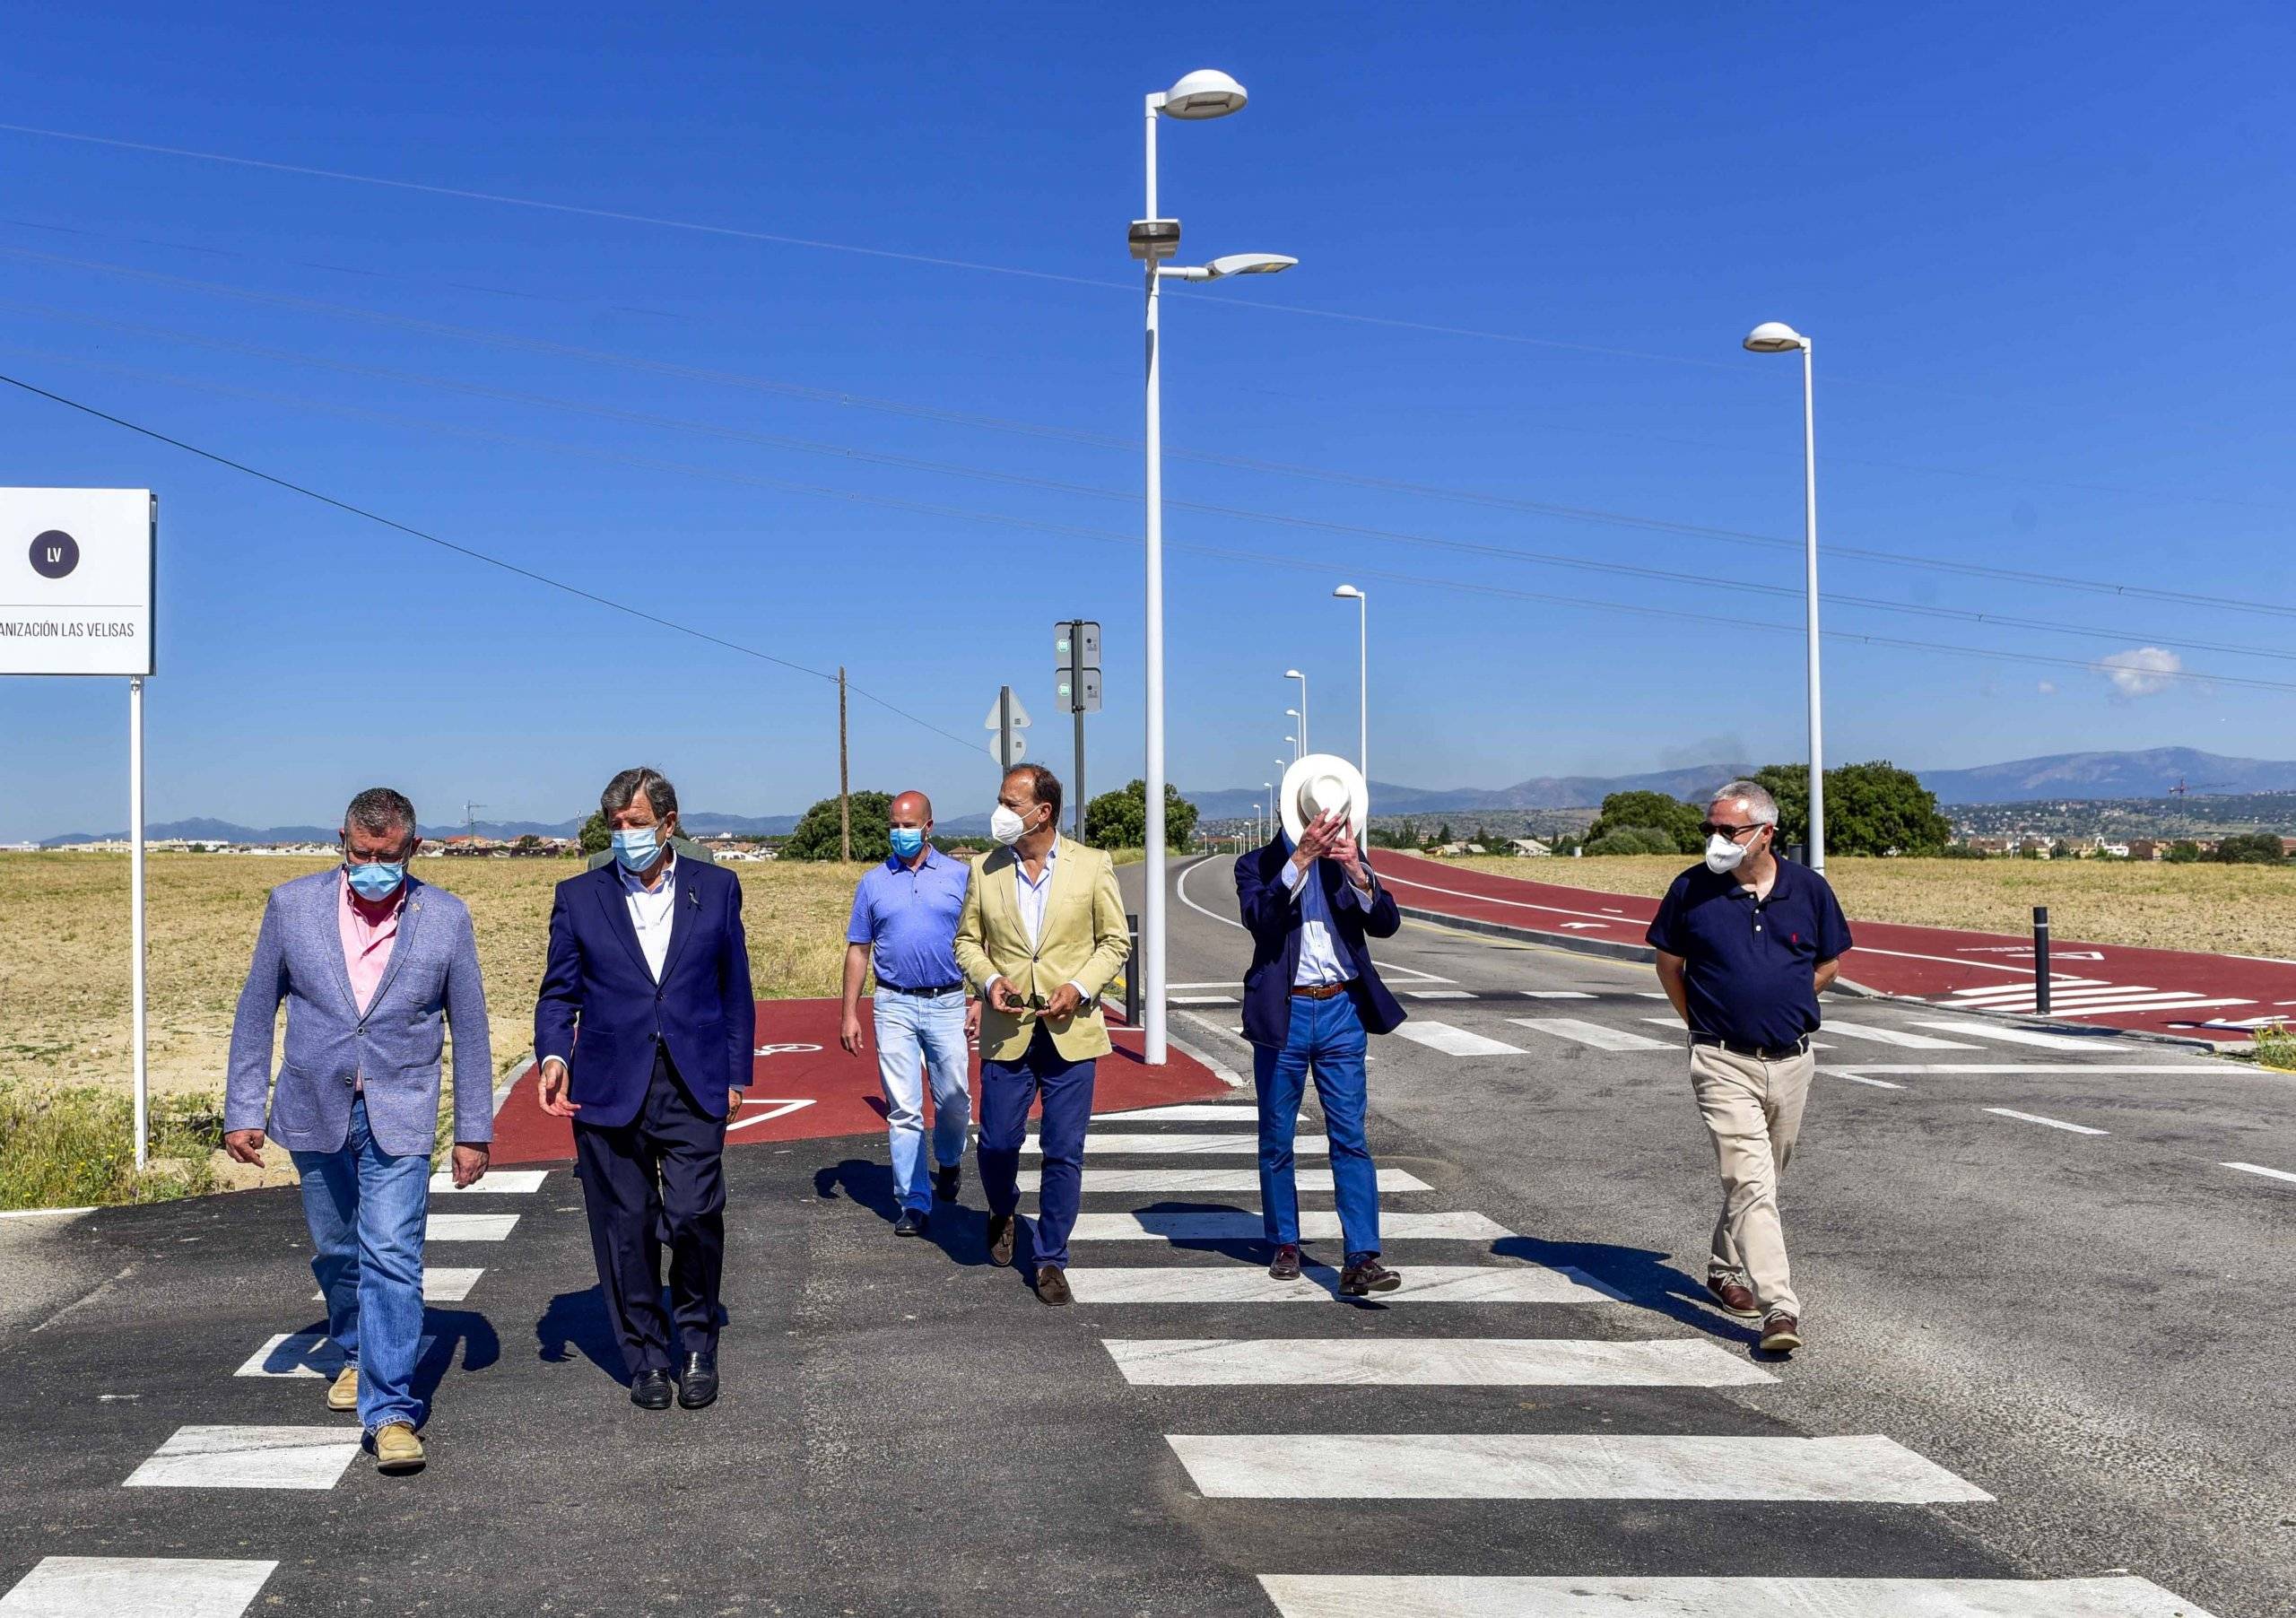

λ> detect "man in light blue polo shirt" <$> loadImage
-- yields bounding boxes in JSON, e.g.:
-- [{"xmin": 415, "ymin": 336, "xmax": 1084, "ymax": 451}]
[{"xmin": 840, "ymin": 789, "xmax": 977, "ymax": 1237}]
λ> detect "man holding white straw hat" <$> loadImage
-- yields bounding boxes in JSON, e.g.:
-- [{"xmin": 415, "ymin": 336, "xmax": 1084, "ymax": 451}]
[{"xmin": 1233, "ymin": 752, "xmax": 1407, "ymax": 1297}]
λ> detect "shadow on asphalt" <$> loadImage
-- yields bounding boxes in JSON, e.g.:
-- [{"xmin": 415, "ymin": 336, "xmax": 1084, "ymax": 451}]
[
  {"xmin": 407, "ymin": 1308, "xmax": 502, "ymax": 1395},
  {"xmin": 535, "ymin": 1288, "xmax": 631, "ymax": 1387},
  {"xmin": 1492, "ymin": 1235, "xmax": 1761, "ymax": 1350}
]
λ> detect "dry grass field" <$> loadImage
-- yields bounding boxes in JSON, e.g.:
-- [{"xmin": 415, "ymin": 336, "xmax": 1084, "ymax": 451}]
[{"xmin": 1438, "ymin": 853, "xmax": 2296, "ymax": 960}]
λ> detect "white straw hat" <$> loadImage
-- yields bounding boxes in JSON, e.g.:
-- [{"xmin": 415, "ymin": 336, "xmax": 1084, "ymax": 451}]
[{"xmin": 1279, "ymin": 752, "xmax": 1370, "ymax": 844}]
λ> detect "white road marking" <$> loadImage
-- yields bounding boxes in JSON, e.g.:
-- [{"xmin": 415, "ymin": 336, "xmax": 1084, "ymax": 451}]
[
  {"xmin": 1094, "ymin": 1104, "xmax": 1271, "ymax": 1122},
  {"xmin": 1070, "ymin": 1211, "xmax": 1509, "ymax": 1242},
  {"xmin": 1065, "ymin": 1265, "xmax": 1624, "ymax": 1305},
  {"xmin": 427, "ymin": 1170, "xmax": 547, "ymax": 1195},
  {"xmin": 235, "ymin": 1333, "xmax": 440, "ymax": 1379},
  {"xmin": 1984, "ymin": 1107, "xmax": 2109, "ymax": 1136},
  {"xmin": 1254, "ymin": 1574, "xmax": 2221, "ymax": 1617},
  {"xmin": 425, "ymin": 1214, "xmax": 518, "ymax": 1241},
  {"xmin": 1819, "ymin": 1021, "xmax": 1980, "ymax": 1049},
  {"xmin": 1170, "ymin": 995, "xmax": 1236, "ymax": 1005},
  {"xmin": 1177, "ymin": 1009, "xmax": 1254, "ymax": 1048},
  {"xmin": 1833, "ymin": 1074, "xmax": 1907, "ymax": 1089},
  {"xmin": 1103, "ymin": 1336, "xmax": 1771, "ymax": 1387},
  {"xmin": 727, "ymin": 1098, "xmax": 818, "ymax": 1132},
  {"xmin": 1022, "ymin": 1133, "xmax": 1325, "ymax": 1156},
  {"xmin": 1822, "ymin": 1064, "xmax": 2212, "ymax": 1075},
  {"xmin": 1168, "ymin": 1432, "xmax": 1988, "ymax": 1501},
  {"xmin": 1017, "ymin": 1168, "xmax": 1431, "ymax": 1193},
  {"xmin": 0, "ymin": 1557, "xmax": 280, "ymax": 1616},
  {"xmin": 1946, "ymin": 978, "xmax": 2109, "ymax": 1001},
  {"xmin": 1403, "ymin": 989, "xmax": 1476, "ymax": 1000},
  {"xmin": 1509, "ymin": 1017, "xmax": 1674, "ymax": 1052},
  {"xmin": 1523, "ymin": 990, "xmax": 1595, "ymax": 999},
  {"xmin": 309, "ymin": 1267, "xmax": 481, "ymax": 1305},
  {"xmin": 0, "ymin": 1206, "xmax": 94, "ymax": 1221},
  {"xmin": 1910, "ymin": 1020, "xmax": 2134, "ymax": 1051},
  {"xmin": 1393, "ymin": 1022, "xmax": 1526, "ymax": 1057},
  {"xmin": 123, "ymin": 1426, "xmax": 365, "ymax": 1491},
  {"xmin": 2222, "ymin": 1161, "xmax": 2296, "ymax": 1185},
  {"xmin": 1635, "ymin": 991, "xmax": 1669, "ymax": 999}
]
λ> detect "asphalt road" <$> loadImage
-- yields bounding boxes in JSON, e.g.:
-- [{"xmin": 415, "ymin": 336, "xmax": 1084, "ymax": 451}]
[{"xmin": 0, "ymin": 854, "xmax": 2284, "ymax": 1617}]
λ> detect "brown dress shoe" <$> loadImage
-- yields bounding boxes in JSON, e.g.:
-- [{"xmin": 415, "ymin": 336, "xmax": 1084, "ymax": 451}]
[
  {"xmin": 1036, "ymin": 1264, "xmax": 1072, "ymax": 1306},
  {"xmin": 986, "ymin": 1214, "xmax": 1015, "ymax": 1267},
  {"xmin": 1760, "ymin": 1312, "xmax": 1804, "ymax": 1353},
  {"xmin": 1268, "ymin": 1243, "xmax": 1302, "ymax": 1282},
  {"xmin": 1705, "ymin": 1272, "xmax": 1761, "ymax": 1319},
  {"xmin": 1338, "ymin": 1255, "xmax": 1401, "ymax": 1297}
]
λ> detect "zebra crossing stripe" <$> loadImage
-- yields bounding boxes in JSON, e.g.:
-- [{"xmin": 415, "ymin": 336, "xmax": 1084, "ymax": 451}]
[
  {"xmin": 311, "ymin": 1266, "xmax": 481, "ymax": 1304},
  {"xmin": 1523, "ymin": 990, "xmax": 1596, "ymax": 999},
  {"xmin": 1021, "ymin": 1133, "xmax": 1325, "ymax": 1156},
  {"xmin": 1819, "ymin": 1021, "xmax": 1981, "ymax": 1049},
  {"xmin": 1094, "ymin": 1104, "xmax": 1272, "ymax": 1122},
  {"xmin": 1065, "ymin": 1265, "xmax": 1624, "ymax": 1305},
  {"xmin": 1166, "ymin": 1432, "xmax": 1989, "ymax": 1501},
  {"xmin": 1909, "ymin": 1020, "xmax": 2126, "ymax": 1051},
  {"xmin": 425, "ymin": 1214, "xmax": 518, "ymax": 1241},
  {"xmin": 1509, "ymin": 1018, "xmax": 1674, "ymax": 1052},
  {"xmin": 1393, "ymin": 1022, "xmax": 1526, "ymax": 1057},
  {"xmin": 123, "ymin": 1426, "xmax": 365, "ymax": 1491},
  {"xmin": 1017, "ymin": 1168, "xmax": 1432, "ymax": 1192},
  {"xmin": 0, "ymin": 1557, "xmax": 279, "ymax": 1616},
  {"xmin": 1102, "ymin": 1336, "xmax": 1771, "ymax": 1387},
  {"xmin": 427, "ymin": 1170, "xmax": 548, "ymax": 1194},
  {"xmin": 1253, "ymin": 1574, "xmax": 2220, "ymax": 1617},
  {"xmin": 1403, "ymin": 989, "xmax": 1477, "ymax": 1000},
  {"xmin": 235, "ymin": 1333, "xmax": 439, "ymax": 1379},
  {"xmin": 1070, "ymin": 1210, "xmax": 1509, "ymax": 1242}
]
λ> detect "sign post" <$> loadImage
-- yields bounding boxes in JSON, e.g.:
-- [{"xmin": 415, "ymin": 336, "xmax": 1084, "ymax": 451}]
[
  {"xmin": 985, "ymin": 687, "xmax": 1030, "ymax": 771},
  {"xmin": 1054, "ymin": 621, "xmax": 1102, "ymax": 841},
  {"xmin": 1, "ymin": 489, "xmax": 156, "ymax": 1166}
]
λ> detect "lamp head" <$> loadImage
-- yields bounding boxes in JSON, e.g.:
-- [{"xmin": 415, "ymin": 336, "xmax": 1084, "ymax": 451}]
[
  {"xmin": 1157, "ymin": 69, "xmax": 1248, "ymax": 119},
  {"xmin": 1333, "ymin": 584, "xmax": 1362, "ymax": 599},
  {"xmin": 1284, "ymin": 668, "xmax": 1303, "ymax": 680},
  {"xmin": 1204, "ymin": 252, "xmax": 1296, "ymax": 279},
  {"xmin": 1744, "ymin": 321, "xmax": 1807, "ymax": 353}
]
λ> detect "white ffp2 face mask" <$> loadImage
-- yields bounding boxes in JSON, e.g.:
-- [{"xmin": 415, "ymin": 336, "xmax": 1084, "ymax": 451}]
[
  {"xmin": 990, "ymin": 805, "xmax": 1031, "ymax": 846},
  {"xmin": 1705, "ymin": 831, "xmax": 1751, "ymax": 874}
]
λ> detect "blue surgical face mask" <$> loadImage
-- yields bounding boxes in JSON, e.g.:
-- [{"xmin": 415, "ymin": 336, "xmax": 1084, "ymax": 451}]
[
  {"xmin": 612, "ymin": 825, "xmax": 665, "ymax": 873},
  {"xmin": 346, "ymin": 860, "xmax": 405, "ymax": 902},
  {"xmin": 889, "ymin": 827, "xmax": 926, "ymax": 860}
]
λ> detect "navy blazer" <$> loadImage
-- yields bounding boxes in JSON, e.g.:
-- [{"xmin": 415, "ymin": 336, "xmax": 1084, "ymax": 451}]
[
  {"xmin": 1232, "ymin": 837, "xmax": 1407, "ymax": 1048},
  {"xmin": 534, "ymin": 857, "xmax": 757, "ymax": 1127}
]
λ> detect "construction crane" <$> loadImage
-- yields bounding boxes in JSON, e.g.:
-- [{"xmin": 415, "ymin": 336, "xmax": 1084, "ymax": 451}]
[
  {"xmin": 2168, "ymin": 779, "xmax": 2231, "ymax": 798},
  {"xmin": 464, "ymin": 801, "xmax": 487, "ymax": 839}
]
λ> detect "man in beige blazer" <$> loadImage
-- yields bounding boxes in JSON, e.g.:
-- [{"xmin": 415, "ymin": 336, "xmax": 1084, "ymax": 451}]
[{"xmin": 954, "ymin": 763, "xmax": 1130, "ymax": 1305}]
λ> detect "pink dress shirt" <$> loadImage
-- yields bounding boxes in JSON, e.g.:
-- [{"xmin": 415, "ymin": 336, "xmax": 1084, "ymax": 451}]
[{"xmin": 339, "ymin": 872, "xmax": 405, "ymax": 1087}]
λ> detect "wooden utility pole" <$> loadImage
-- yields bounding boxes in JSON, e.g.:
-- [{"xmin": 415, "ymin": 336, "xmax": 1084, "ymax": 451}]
[{"xmin": 838, "ymin": 665, "xmax": 851, "ymax": 862}]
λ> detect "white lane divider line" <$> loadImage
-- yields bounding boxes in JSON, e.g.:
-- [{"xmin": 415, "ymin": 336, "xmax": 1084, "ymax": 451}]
[
  {"xmin": 1022, "ymin": 1133, "xmax": 1325, "ymax": 1157},
  {"xmin": 1070, "ymin": 1210, "xmax": 1509, "ymax": 1243},
  {"xmin": 1065, "ymin": 1265, "xmax": 1624, "ymax": 1305},
  {"xmin": 1254, "ymin": 1574, "xmax": 2221, "ymax": 1617},
  {"xmin": 2222, "ymin": 1161, "xmax": 2296, "ymax": 1185},
  {"xmin": 425, "ymin": 1214, "xmax": 519, "ymax": 1242},
  {"xmin": 1094, "ymin": 1104, "xmax": 1274, "ymax": 1123},
  {"xmin": 0, "ymin": 1557, "xmax": 281, "ymax": 1615},
  {"xmin": 427, "ymin": 1169, "xmax": 548, "ymax": 1195},
  {"xmin": 1393, "ymin": 1021, "xmax": 1526, "ymax": 1057},
  {"xmin": 1104, "ymin": 1336, "xmax": 1773, "ymax": 1387},
  {"xmin": 1167, "ymin": 1432, "xmax": 1989, "ymax": 1501},
  {"xmin": 235, "ymin": 1333, "xmax": 439, "ymax": 1379},
  {"xmin": 1170, "ymin": 995, "xmax": 1236, "ymax": 1005},
  {"xmin": 1509, "ymin": 1017, "xmax": 1673, "ymax": 1052},
  {"xmin": 1984, "ymin": 1107, "xmax": 2108, "ymax": 1136},
  {"xmin": 123, "ymin": 1426, "xmax": 365, "ymax": 1491},
  {"xmin": 1910, "ymin": 1019, "xmax": 2132, "ymax": 1051},
  {"xmin": 1024, "ymin": 1168, "xmax": 1431, "ymax": 1193},
  {"xmin": 1403, "ymin": 989, "xmax": 1477, "ymax": 1001},
  {"xmin": 727, "ymin": 1099, "xmax": 817, "ymax": 1133},
  {"xmin": 1833, "ymin": 1073, "xmax": 1906, "ymax": 1089},
  {"xmin": 1819, "ymin": 1021, "xmax": 1981, "ymax": 1050}
]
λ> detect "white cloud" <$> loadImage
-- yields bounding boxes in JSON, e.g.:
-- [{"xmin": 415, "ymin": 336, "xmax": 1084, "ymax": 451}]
[
  {"xmin": 2036, "ymin": 680, "xmax": 2058, "ymax": 694},
  {"xmin": 2095, "ymin": 646, "xmax": 2182, "ymax": 698}
]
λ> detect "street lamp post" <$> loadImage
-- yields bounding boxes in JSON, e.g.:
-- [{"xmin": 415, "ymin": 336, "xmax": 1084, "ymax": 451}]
[
  {"xmin": 1263, "ymin": 782, "xmax": 1274, "ymax": 847},
  {"xmin": 1284, "ymin": 668, "xmax": 1308, "ymax": 756},
  {"xmin": 1744, "ymin": 321, "xmax": 1825, "ymax": 875},
  {"xmin": 1134, "ymin": 67, "xmax": 1295, "ymax": 1064},
  {"xmin": 1284, "ymin": 709, "xmax": 1302, "ymax": 760},
  {"xmin": 1333, "ymin": 585, "xmax": 1367, "ymax": 782}
]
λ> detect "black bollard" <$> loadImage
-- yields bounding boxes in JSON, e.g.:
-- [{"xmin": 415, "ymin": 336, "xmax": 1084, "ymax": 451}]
[
  {"xmin": 2032, "ymin": 906, "xmax": 2051, "ymax": 1015},
  {"xmin": 1125, "ymin": 911, "xmax": 1141, "ymax": 1027}
]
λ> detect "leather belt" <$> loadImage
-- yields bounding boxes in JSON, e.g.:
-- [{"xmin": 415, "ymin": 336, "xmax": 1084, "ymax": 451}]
[
  {"xmin": 1691, "ymin": 1032, "xmax": 1810, "ymax": 1061},
  {"xmin": 1290, "ymin": 981, "xmax": 1352, "ymax": 1001},
  {"xmin": 880, "ymin": 981, "xmax": 962, "ymax": 996}
]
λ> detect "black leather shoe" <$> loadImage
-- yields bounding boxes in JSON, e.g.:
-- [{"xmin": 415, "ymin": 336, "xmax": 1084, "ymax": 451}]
[
  {"xmin": 934, "ymin": 1162, "xmax": 961, "ymax": 1202},
  {"xmin": 986, "ymin": 1214, "xmax": 1015, "ymax": 1267},
  {"xmin": 1036, "ymin": 1265, "xmax": 1073, "ymax": 1307},
  {"xmin": 892, "ymin": 1208, "xmax": 927, "ymax": 1238},
  {"xmin": 1268, "ymin": 1242, "xmax": 1302, "ymax": 1282},
  {"xmin": 630, "ymin": 1369, "xmax": 674, "ymax": 1410},
  {"xmin": 676, "ymin": 1353, "xmax": 719, "ymax": 1409}
]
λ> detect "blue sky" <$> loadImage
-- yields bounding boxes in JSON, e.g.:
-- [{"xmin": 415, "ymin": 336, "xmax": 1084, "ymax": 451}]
[{"xmin": 2, "ymin": 2, "xmax": 2291, "ymax": 839}]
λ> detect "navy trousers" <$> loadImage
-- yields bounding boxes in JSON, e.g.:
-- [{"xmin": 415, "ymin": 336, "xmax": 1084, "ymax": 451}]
[
  {"xmin": 573, "ymin": 1044, "xmax": 726, "ymax": 1377},
  {"xmin": 977, "ymin": 1024, "xmax": 1097, "ymax": 1270}
]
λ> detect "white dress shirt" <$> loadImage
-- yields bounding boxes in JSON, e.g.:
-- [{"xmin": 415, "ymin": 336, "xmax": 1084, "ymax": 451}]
[
  {"xmin": 621, "ymin": 852, "xmax": 678, "ymax": 981},
  {"xmin": 1008, "ymin": 839, "xmax": 1091, "ymax": 1000},
  {"xmin": 1280, "ymin": 855, "xmax": 1372, "ymax": 987}
]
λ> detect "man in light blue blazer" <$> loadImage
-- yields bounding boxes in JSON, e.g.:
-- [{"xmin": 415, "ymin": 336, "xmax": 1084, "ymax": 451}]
[{"xmin": 224, "ymin": 787, "xmax": 494, "ymax": 1475}]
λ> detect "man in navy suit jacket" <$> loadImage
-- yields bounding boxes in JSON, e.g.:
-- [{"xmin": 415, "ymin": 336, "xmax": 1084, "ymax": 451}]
[
  {"xmin": 1234, "ymin": 805, "xmax": 1408, "ymax": 1298},
  {"xmin": 535, "ymin": 768, "xmax": 755, "ymax": 1411}
]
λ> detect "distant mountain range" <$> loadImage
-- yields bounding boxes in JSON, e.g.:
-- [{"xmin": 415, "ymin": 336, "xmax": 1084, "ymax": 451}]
[{"xmin": 32, "ymin": 748, "xmax": 2296, "ymax": 846}]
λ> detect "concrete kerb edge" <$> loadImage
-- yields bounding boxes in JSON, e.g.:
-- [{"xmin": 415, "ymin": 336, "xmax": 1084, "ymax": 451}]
[
  {"xmin": 1393, "ymin": 905, "xmax": 2231, "ymax": 1057},
  {"xmin": 493, "ymin": 1055, "xmax": 535, "ymax": 1116},
  {"xmin": 1164, "ymin": 1028, "xmax": 1246, "ymax": 1090}
]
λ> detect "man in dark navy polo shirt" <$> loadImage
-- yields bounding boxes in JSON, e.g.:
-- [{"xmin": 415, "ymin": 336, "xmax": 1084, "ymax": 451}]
[{"xmin": 1648, "ymin": 779, "xmax": 1852, "ymax": 1356}]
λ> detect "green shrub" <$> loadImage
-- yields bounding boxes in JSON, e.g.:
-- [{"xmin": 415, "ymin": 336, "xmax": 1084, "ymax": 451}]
[
  {"xmin": 2254, "ymin": 1023, "xmax": 2296, "ymax": 1074},
  {"xmin": 1585, "ymin": 826, "xmax": 1679, "ymax": 857},
  {"xmin": 0, "ymin": 1083, "xmax": 222, "ymax": 1210}
]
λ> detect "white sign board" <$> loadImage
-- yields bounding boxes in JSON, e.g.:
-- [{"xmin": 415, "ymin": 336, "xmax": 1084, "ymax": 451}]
[{"xmin": 0, "ymin": 488, "xmax": 155, "ymax": 675}]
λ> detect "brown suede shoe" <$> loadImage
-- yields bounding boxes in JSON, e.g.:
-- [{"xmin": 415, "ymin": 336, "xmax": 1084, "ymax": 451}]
[
  {"xmin": 1036, "ymin": 1264, "xmax": 1072, "ymax": 1306},
  {"xmin": 986, "ymin": 1214, "xmax": 1015, "ymax": 1267},
  {"xmin": 1760, "ymin": 1312, "xmax": 1804, "ymax": 1353},
  {"xmin": 372, "ymin": 1422, "xmax": 425, "ymax": 1474},
  {"xmin": 1268, "ymin": 1243, "xmax": 1302, "ymax": 1282},
  {"xmin": 1705, "ymin": 1272, "xmax": 1761, "ymax": 1320}
]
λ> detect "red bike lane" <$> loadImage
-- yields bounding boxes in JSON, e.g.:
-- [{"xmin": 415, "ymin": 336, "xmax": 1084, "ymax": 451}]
[{"xmin": 1377, "ymin": 851, "xmax": 2296, "ymax": 1046}]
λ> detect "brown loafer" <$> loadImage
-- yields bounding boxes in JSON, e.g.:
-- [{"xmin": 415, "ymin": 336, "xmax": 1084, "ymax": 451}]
[
  {"xmin": 1705, "ymin": 1272, "xmax": 1761, "ymax": 1319},
  {"xmin": 986, "ymin": 1214, "xmax": 1015, "ymax": 1267},
  {"xmin": 1339, "ymin": 1255, "xmax": 1401, "ymax": 1297},
  {"xmin": 1268, "ymin": 1243, "xmax": 1302, "ymax": 1282},
  {"xmin": 1760, "ymin": 1312, "xmax": 1804, "ymax": 1353},
  {"xmin": 1036, "ymin": 1264, "xmax": 1072, "ymax": 1306}
]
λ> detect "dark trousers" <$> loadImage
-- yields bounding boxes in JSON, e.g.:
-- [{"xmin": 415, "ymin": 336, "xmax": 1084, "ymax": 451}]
[
  {"xmin": 977, "ymin": 1024, "xmax": 1097, "ymax": 1270},
  {"xmin": 572, "ymin": 1044, "xmax": 726, "ymax": 1377}
]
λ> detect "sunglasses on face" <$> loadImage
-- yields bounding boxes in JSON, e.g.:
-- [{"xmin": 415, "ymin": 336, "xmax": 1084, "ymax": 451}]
[{"xmin": 1699, "ymin": 822, "xmax": 1764, "ymax": 842}]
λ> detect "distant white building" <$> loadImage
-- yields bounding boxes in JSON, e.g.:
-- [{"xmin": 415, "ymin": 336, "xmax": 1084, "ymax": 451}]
[{"xmin": 1508, "ymin": 837, "xmax": 1552, "ymax": 857}]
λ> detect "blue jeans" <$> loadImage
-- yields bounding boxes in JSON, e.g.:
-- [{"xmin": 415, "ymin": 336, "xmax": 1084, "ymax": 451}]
[
  {"xmin": 978, "ymin": 1025, "xmax": 1096, "ymax": 1270},
  {"xmin": 1254, "ymin": 990, "xmax": 1382, "ymax": 1259},
  {"xmin": 874, "ymin": 989, "xmax": 972, "ymax": 1212},
  {"xmin": 292, "ymin": 1095, "xmax": 431, "ymax": 1433}
]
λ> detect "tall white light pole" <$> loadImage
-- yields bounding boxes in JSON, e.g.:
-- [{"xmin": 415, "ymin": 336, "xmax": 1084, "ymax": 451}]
[
  {"xmin": 1252, "ymin": 803, "xmax": 1263, "ymax": 843},
  {"xmin": 1133, "ymin": 66, "xmax": 1293, "ymax": 1064},
  {"xmin": 1263, "ymin": 782, "xmax": 1274, "ymax": 844},
  {"xmin": 1333, "ymin": 585, "xmax": 1367, "ymax": 782},
  {"xmin": 1284, "ymin": 709, "xmax": 1302, "ymax": 760},
  {"xmin": 1744, "ymin": 321, "xmax": 1825, "ymax": 874},
  {"xmin": 1284, "ymin": 668, "xmax": 1309, "ymax": 755}
]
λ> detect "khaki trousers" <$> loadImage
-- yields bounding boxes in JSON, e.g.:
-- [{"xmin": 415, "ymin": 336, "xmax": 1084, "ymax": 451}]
[{"xmin": 1688, "ymin": 1040, "xmax": 1813, "ymax": 1319}]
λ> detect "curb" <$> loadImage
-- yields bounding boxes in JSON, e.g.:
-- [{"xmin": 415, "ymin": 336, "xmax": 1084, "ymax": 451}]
[{"xmin": 492, "ymin": 1056, "xmax": 535, "ymax": 1117}]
